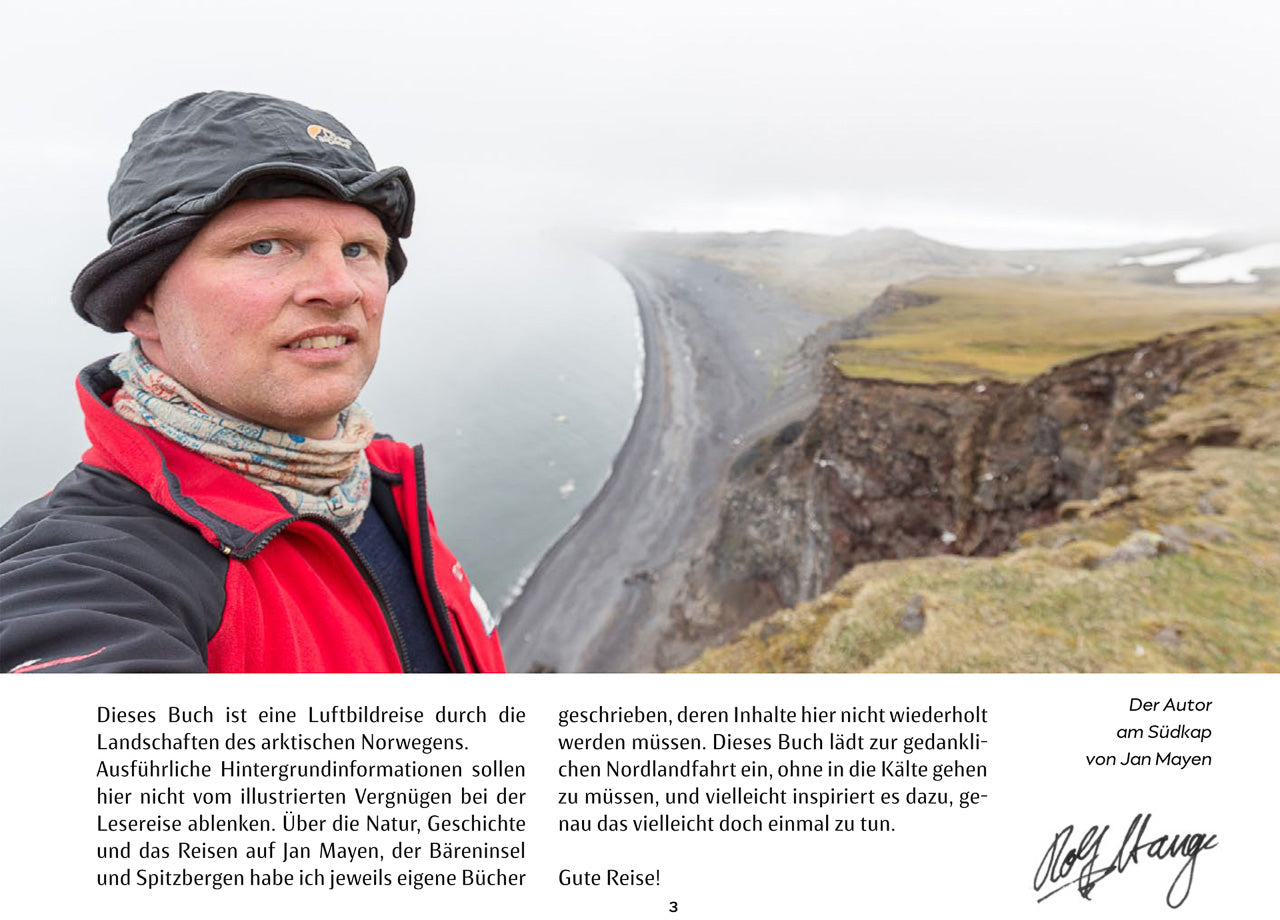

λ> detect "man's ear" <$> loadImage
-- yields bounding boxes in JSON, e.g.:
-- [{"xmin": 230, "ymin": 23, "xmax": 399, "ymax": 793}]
[{"xmin": 123, "ymin": 295, "xmax": 160, "ymax": 342}]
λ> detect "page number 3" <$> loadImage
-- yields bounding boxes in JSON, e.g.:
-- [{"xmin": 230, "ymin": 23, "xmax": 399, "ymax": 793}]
[{"xmin": 668, "ymin": 902, "xmax": 678, "ymax": 913}]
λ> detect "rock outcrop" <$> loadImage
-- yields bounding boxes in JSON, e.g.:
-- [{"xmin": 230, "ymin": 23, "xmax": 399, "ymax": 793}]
[{"xmin": 658, "ymin": 327, "xmax": 1239, "ymax": 667}]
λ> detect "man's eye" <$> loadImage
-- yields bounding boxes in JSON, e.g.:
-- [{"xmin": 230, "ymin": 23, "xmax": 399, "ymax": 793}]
[
  {"xmin": 248, "ymin": 239, "xmax": 280, "ymax": 255},
  {"xmin": 342, "ymin": 242, "xmax": 368, "ymax": 258}
]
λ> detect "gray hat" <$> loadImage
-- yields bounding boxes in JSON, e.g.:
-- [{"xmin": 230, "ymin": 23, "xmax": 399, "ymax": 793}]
[{"xmin": 72, "ymin": 91, "xmax": 415, "ymax": 332}]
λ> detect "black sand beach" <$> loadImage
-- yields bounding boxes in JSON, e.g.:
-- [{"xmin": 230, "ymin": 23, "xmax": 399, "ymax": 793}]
[{"xmin": 498, "ymin": 250, "xmax": 829, "ymax": 672}]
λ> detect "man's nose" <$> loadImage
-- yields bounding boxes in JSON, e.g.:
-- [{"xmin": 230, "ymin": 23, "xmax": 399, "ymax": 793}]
[{"xmin": 293, "ymin": 247, "xmax": 363, "ymax": 308}]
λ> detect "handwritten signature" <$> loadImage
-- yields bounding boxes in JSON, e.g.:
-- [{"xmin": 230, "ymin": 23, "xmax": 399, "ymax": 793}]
[{"xmin": 1033, "ymin": 814, "xmax": 1217, "ymax": 908}]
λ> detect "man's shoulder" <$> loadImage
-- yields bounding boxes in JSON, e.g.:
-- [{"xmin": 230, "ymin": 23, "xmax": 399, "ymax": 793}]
[
  {"xmin": 1, "ymin": 462, "xmax": 201, "ymax": 553},
  {"xmin": 0, "ymin": 462, "xmax": 224, "ymax": 673},
  {"xmin": 6, "ymin": 462, "xmax": 148, "ymax": 519}
]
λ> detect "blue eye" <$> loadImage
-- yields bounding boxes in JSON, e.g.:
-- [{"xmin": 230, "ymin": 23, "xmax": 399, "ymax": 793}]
[
  {"xmin": 342, "ymin": 242, "xmax": 367, "ymax": 258},
  {"xmin": 248, "ymin": 239, "xmax": 279, "ymax": 255}
]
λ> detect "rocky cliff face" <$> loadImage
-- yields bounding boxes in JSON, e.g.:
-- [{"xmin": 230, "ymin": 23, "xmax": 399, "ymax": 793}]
[{"xmin": 659, "ymin": 328, "xmax": 1239, "ymax": 667}]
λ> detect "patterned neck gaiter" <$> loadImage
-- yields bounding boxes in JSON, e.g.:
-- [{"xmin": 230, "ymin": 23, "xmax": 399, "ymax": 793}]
[{"xmin": 109, "ymin": 338, "xmax": 374, "ymax": 535}]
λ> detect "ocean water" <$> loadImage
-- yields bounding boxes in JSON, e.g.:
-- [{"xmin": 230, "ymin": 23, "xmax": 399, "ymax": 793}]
[
  {"xmin": 1, "ymin": 231, "xmax": 642, "ymax": 616},
  {"xmin": 363, "ymin": 232, "xmax": 642, "ymax": 612}
]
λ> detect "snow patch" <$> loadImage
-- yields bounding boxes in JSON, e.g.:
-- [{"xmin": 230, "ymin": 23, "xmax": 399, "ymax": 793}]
[
  {"xmin": 1118, "ymin": 246, "xmax": 1204, "ymax": 267},
  {"xmin": 1175, "ymin": 243, "xmax": 1280, "ymax": 284}
]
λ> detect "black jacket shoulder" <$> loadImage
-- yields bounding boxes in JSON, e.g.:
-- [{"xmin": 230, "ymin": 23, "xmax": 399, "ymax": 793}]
[{"xmin": 0, "ymin": 464, "xmax": 228, "ymax": 672}]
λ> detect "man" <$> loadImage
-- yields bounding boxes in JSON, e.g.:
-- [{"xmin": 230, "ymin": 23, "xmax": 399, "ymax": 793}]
[{"xmin": 0, "ymin": 91, "xmax": 504, "ymax": 673}]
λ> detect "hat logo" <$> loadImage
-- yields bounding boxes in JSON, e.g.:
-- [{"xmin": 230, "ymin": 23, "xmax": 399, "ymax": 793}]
[{"xmin": 307, "ymin": 124, "xmax": 353, "ymax": 150}]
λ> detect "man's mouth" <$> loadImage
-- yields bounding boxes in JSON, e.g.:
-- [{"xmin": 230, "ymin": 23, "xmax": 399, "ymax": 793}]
[{"xmin": 286, "ymin": 334, "xmax": 349, "ymax": 349}]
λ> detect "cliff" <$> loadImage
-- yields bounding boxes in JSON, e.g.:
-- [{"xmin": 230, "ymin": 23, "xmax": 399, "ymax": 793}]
[{"xmin": 662, "ymin": 315, "xmax": 1278, "ymax": 671}]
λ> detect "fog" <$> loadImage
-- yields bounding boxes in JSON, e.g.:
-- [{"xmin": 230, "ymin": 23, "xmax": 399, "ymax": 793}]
[
  {"xmin": 2, "ymin": 0, "xmax": 1277, "ymax": 514},
  {"xmin": 6, "ymin": 0, "xmax": 1278, "ymax": 251}
]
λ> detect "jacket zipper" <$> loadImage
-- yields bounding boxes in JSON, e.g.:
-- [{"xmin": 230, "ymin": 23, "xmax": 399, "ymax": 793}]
[{"xmin": 222, "ymin": 514, "xmax": 412, "ymax": 673}]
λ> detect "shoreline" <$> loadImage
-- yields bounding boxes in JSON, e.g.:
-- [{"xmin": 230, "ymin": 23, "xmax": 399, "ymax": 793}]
[
  {"xmin": 497, "ymin": 262, "xmax": 668, "ymax": 672},
  {"xmin": 497, "ymin": 265, "xmax": 657, "ymax": 617},
  {"xmin": 497, "ymin": 304, "xmax": 649, "ymax": 615},
  {"xmin": 499, "ymin": 249, "xmax": 828, "ymax": 672}
]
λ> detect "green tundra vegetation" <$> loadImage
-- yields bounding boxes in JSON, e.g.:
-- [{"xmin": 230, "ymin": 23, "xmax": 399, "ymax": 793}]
[
  {"xmin": 830, "ymin": 273, "xmax": 1280, "ymax": 383},
  {"xmin": 684, "ymin": 309, "xmax": 1280, "ymax": 673}
]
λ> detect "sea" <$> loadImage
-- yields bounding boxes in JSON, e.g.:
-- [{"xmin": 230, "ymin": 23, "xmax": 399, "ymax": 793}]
[{"xmin": 0, "ymin": 230, "xmax": 643, "ymax": 617}]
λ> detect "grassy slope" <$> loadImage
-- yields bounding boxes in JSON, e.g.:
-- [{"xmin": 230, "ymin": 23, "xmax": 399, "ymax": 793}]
[
  {"xmin": 831, "ymin": 274, "xmax": 1280, "ymax": 383},
  {"xmin": 683, "ymin": 313, "xmax": 1280, "ymax": 673}
]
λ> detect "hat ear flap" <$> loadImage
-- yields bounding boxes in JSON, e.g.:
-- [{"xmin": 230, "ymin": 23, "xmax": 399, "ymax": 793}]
[{"xmin": 71, "ymin": 217, "xmax": 203, "ymax": 333}]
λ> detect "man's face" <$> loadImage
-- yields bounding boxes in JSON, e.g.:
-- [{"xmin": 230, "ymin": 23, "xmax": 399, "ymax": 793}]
[{"xmin": 125, "ymin": 197, "xmax": 391, "ymax": 439}]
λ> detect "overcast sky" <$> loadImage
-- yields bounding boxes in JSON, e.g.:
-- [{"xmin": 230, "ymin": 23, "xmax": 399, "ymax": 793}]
[
  {"xmin": 1, "ymin": 0, "xmax": 1276, "ymax": 518},
  {"xmin": 3, "ymin": 0, "xmax": 1278, "ymax": 267}
]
